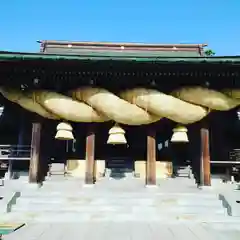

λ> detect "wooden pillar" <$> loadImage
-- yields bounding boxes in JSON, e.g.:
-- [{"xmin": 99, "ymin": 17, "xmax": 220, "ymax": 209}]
[
  {"xmin": 85, "ymin": 125, "xmax": 95, "ymax": 184},
  {"xmin": 200, "ymin": 128, "xmax": 211, "ymax": 186},
  {"xmin": 146, "ymin": 128, "xmax": 156, "ymax": 185},
  {"xmin": 29, "ymin": 122, "xmax": 41, "ymax": 183}
]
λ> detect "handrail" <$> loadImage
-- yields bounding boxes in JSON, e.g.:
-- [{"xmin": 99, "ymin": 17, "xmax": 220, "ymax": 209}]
[
  {"xmin": 0, "ymin": 145, "xmax": 31, "ymax": 163},
  {"xmin": 0, "ymin": 157, "xmax": 30, "ymax": 161},
  {"xmin": 210, "ymin": 161, "xmax": 240, "ymax": 164},
  {"xmin": 0, "ymin": 145, "xmax": 32, "ymax": 179},
  {"xmin": 0, "ymin": 145, "xmax": 31, "ymax": 147}
]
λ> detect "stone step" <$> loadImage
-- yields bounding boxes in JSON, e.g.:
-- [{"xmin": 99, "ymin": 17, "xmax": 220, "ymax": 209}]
[
  {"xmin": 1, "ymin": 212, "xmax": 236, "ymax": 223},
  {"xmin": 159, "ymin": 178, "xmax": 196, "ymax": 184},
  {"xmin": 176, "ymin": 170, "xmax": 191, "ymax": 174},
  {"xmin": 12, "ymin": 204, "xmax": 226, "ymax": 215},
  {"xmin": 42, "ymin": 182, "xmax": 199, "ymax": 191},
  {"xmin": 16, "ymin": 196, "xmax": 223, "ymax": 207},
  {"xmin": 19, "ymin": 189, "xmax": 220, "ymax": 196},
  {"xmin": 41, "ymin": 181, "xmax": 84, "ymax": 186},
  {"xmin": 15, "ymin": 194, "xmax": 224, "ymax": 203},
  {"xmin": 20, "ymin": 191, "xmax": 220, "ymax": 200},
  {"xmin": 177, "ymin": 170, "xmax": 191, "ymax": 173},
  {"xmin": 21, "ymin": 185, "xmax": 217, "ymax": 195}
]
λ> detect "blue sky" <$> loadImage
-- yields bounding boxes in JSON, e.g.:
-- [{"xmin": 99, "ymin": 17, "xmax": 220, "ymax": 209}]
[{"xmin": 0, "ymin": 0, "xmax": 239, "ymax": 55}]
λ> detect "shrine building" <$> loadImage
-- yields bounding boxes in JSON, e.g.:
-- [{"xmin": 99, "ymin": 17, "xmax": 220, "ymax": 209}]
[{"xmin": 0, "ymin": 40, "xmax": 239, "ymax": 186}]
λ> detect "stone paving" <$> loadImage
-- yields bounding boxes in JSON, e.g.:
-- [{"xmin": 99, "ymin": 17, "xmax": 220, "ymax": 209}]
[
  {"xmin": 1, "ymin": 176, "xmax": 240, "ymax": 239},
  {"xmin": 4, "ymin": 222, "xmax": 240, "ymax": 240}
]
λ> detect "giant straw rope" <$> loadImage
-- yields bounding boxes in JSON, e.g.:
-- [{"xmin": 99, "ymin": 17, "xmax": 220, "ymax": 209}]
[{"xmin": 0, "ymin": 86, "xmax": 239, "ymax": 125}]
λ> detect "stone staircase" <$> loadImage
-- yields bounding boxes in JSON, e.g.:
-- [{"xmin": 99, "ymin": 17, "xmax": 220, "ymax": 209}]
[
  {"xmin": 1, "ymin": 175, "xmax": 239, "ymax": 227},
  {"xmin": 175, "ymin": 165, "xmax": 193, "ymax": 178},
  {"xmin": 104, "ymin": 168, "xmax": 134, "ymax": 179}
]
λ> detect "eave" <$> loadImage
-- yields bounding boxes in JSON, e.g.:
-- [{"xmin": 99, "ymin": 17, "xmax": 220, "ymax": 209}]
[{"xmin": 0, "ymin": 51, "xmax": 240, "ymax": 64}]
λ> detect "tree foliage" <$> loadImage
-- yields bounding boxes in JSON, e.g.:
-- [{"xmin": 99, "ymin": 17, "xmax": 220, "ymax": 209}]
[{"xmin": 204, "ymin": 49, "xmax": 216, "ymax": 56}]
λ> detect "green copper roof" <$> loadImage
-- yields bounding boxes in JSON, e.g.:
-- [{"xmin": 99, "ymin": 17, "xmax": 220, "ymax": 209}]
[{"xmin": 0, "ymin": 51, "xmax": 240, "ymax": 64}]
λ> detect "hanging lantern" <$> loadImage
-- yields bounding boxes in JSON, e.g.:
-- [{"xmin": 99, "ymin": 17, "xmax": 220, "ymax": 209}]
[
  {"xmin": 55, "ymin": 122, "xmax": 74, "ymax": 140},
  {"xmin": 107, "ymin": 124, "xmax": 127, "ymax": 145},
  {"xmin": 171, "ymin": 125, "xmax": 189, "ymax": 143}
]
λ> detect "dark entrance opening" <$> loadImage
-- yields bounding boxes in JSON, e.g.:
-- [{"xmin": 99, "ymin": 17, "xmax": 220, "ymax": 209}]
[
  {"xmin": 171, "ymin": 142, "xmax": 190, "ymax": 177},
  {"xmin": 96, "ymin": 123, "xmax": 137, "ymax": 179},
  {"xmin": 106, "ymin": 144, "xmax": 134, "ymax": 178}
]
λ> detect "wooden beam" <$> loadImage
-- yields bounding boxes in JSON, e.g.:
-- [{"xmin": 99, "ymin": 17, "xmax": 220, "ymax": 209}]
[
  {"xmin": 200, "ymin": 128, "xmax": 211, "ymax": 186},
  {"xmin": 85, "ymin": 125, "xmax": 95, "ymax": 184},
  {"xmin": 146, "ymin": 128, "xmax": 156, "ymax": 185},
  {"xmin": 29, "ymin": 123, "xmax": 41, "ymax": 183}
]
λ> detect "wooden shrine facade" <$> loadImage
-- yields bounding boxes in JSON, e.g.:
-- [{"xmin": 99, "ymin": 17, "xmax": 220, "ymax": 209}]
[{"xmin": 0, "ymin": 41, "xmax": 239, "ymax": 187}]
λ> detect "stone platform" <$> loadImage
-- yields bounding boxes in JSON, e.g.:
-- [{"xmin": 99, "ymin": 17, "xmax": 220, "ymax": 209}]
[{"xmin": 1, "ymin": 176, "xmax": 240, "ymax": 239}]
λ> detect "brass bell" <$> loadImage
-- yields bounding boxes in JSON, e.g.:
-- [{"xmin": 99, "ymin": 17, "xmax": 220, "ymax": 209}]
[
  {"xmin": 107, "ymin": 124, "xmax": 127, "ymax": 145},
  {"xmin": 55, "ymin": 122, "xmax": 74, "ymax": 140},
  {"xmin": 171, "ymin": 125, "xmax": 189, "ymax": 143}
]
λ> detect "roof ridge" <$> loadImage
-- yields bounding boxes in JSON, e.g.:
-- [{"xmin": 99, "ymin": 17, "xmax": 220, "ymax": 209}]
[{"xmin": 37, "ymin": 40, "xmax": 207, "ymax": 48}]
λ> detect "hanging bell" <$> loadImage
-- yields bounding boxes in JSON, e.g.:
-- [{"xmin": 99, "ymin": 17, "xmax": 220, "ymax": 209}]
[
  {"xmin": 107, "ymin": 124, "xmax": 127, "ymax": 145},
  {"xmin": 55, "ymin": 122, "xmax": 74, "ymax": 140},
  {"xmin": 171, "ymin": 125, "xmax": 189, "ymax": 143}
]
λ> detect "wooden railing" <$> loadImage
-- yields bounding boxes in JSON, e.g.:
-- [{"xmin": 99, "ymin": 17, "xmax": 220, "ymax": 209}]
[
  {"xmin": 210, "ymin": 149, "xmax": 240, "ymax": 165},
  {"xmin": 0, "ymin": 144, "xmax": 31, "ymax": 161},
  {"xmin": 210, "ymin": 149, "xmax": 240, "ymax": 181},
  {"xmin": 0, "ymin": 145, "xmax": 31, "ymax": 181}
]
